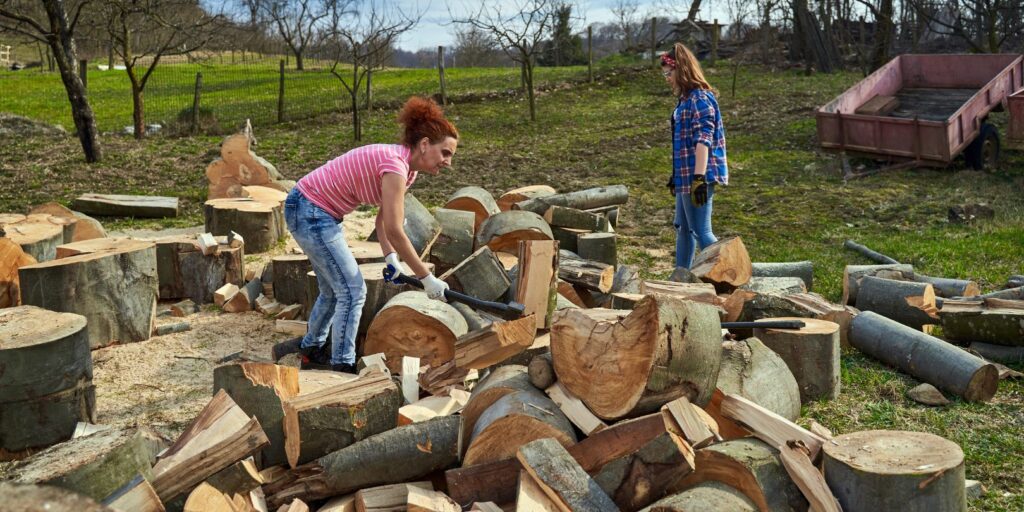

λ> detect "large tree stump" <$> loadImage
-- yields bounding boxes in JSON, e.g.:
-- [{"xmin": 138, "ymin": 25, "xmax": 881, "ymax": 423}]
[
  {"xmin": 19, "ymin": 240, "xmax": 158, "ymax": 348},
  {"xmin": 439, "ymin": 246, "xmax": 511, "ymax": 302},
  {"xmin": 0, "ymin": 237, "xmax": 36, "ymax": 308},
  {"xmin": 717, "ymin": 337, "xmax": 801, "ymax": 421},
  {"xmin": 690, "ymin": 236, "xmax": 752, "ymax": 290},
  {"xmin": 212, "ymin": 362, "xmax": 299, "ymax": 468},
  {"xmin": 0, "ymin": 483, "xmax": 115, "ymax": 512},
  {"xmin": 823, "ymin": 430, "xmax": 966, "ymax": 512},
  {"xmin": 154, "ymin": 235, "xmax": 244, "ymax": 304},
  {"xmin": 514, "ymin": 185, "xmax": 629, "ymax": 215},
  {"xmin": 753, "ymin": 317, "xmax": 841, "ymax": 403},
  {"xmin": 640, "ymin": 482, "xmax": 758, "ymax": 512},
  {"xmin": 429, "ymin": 208, "xmax": 476, "ymax": 274},
  {"xmin": 940, "ymin": 299, "xmax": 1024, "ymax": 347},
  {"xmin": 841, "ymin": 263, "xmax": 914, "ymax": 305},
  {"xmin": 850, "ymin": 311, "xmax": 999, "ymax": 402},
  {"xmin": 460, "ymin": 365, "xmax": 534, "ymax": 446},
  {"xmin": 364, "ymin": 291, "xmax": 469, "ymax": 373},
  {"xmin": 463, "ymin": 389, "xmax": 577, "ymax": 467},
  {"xmin": 855, "ymin": 276, "xmax": 938, "ymax": 330},
  {"xmin": 10, "ymin": 427, "xmax": 163, "ymax": 501},
  {"xmin": 72, "ymin": 194, "xmax": 179, "ymax": 218},
  {"xmin": 673, "ymin": 438, "xmax": 808, "ymax": 512},
  {"xmin": 0, "ymin": 306, "xmax": 93, "ymax": 458},
  {"xmin": 204, "ymin": 198, "xmax": 285, "ymax": 254},
  {"xmin": 475, "ymin": 210, "xmax": 553, "ymax": 254},
  {"xmin": 21, "ymin": 206, "xmax": 78, "ymax": 244},
  {"xmin": 750, "ymin": 261, "xmax": 813, "ymax": 291},
  {"xmin": 273, "ymin": 255, "xmax": 313, "ymax": 308},
  {"xmin": 497, "ymin": 185, "xmax": 557, "ymax": 211},
  {"xmin": 551, "ymin": 295, "xmax": 722, "ymax": 420},
  {"xmin": 0, "ymin": 213, "xmax": 65, "ymax": 262},
  {"xmin": 444, "ymin": 186, "xmax": 500, "ymax": 232},
  {"xmin": 206, "ymin": 131, "xmax": 287, "ymax": 200}
]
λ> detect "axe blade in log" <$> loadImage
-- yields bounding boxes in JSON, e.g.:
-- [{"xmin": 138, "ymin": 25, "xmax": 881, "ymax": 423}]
[{"xmin": 382, "ymin": 267, "xmax": 527, "ymax": 320}]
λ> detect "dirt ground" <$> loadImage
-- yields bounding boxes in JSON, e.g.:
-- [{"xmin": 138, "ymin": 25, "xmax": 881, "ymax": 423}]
[{"xmin": 93, "ymin": 211, "xmax": 377, "ymax": 440}]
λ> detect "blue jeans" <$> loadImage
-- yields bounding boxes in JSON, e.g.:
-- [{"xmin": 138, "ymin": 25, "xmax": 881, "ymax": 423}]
[
  {"xmin": 674, "ymin": 184, "xmax": 717, "ymax": 268},
  {"xmin": 284, "ymin": 188, "xmax": 366, "ymax": 365}
]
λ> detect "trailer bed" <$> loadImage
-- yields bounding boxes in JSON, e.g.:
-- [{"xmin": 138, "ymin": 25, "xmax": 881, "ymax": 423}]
[{"xmin": 890, "ymin": 88, "xmax": 977, "ymax": 121}]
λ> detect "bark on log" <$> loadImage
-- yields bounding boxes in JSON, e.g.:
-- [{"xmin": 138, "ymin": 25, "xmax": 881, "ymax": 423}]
[
  {"xmin": 822, "ymin": 430, "xmax": 966, "ymax": 512},
  {"xmin": 0, "ymin": 213, "xmax": 64, "ymax": 262},
  {"xmin": 841, "ymin": 263, "xmax": 914, "ymax": 305},
  {"xmin": 154, "ymin": 236, "xmax": 244, "ymax": 304},
  {"xmin": 464, "ymin": 389, "xmax": 577, "ymax": 466},
  {"xmin": 72, "ymin": 194, "xmax": 179, "ymax": 218},
  {"xmin": 640, "ymin": 481, "xmax": 757, "ymax": 511},
  {"xmin": 717, "ymin": 337, "xmax": 801, "ymax": 421},
  {"xmin": 354, "ymin": 261, "xmax": 422, "ymax": 337},
  {"xmin": 551, "ymin": 294, "xmax": 723, "ymax": 419},
  {"xmin": 10, "ymin": 426, "xmax": 162, "ymax": 501},
  {"xmin": 514, "ymin": 185, "xmax": 629, "ymax": 215},
  {"xmin": 452, "ymin": 301, "xmax": 492, "ymax": 332},
  {"xmin": 0, "ymin": 380, "xmax": 96, "ymax": 460},
  {"xmin": 753, "ymin": 318, "xmax": 841, "ymax": 403},
  {"xmin": 212, "ymin": 362, "xmax": 299, "ymax": 468},
  {"xmin": 205, "ymin": 457, "xmax": 263, "ymax": 496},
  {"xmin": 268, "ymin": 416, "xmax": 460, "ymax": 507},
  {"xmin": 403, "ymin": 194, "xmax": 443, "ymax": 259},
  {"xmin": 102, "ymin": 474, "xmax": 164, "ymax": 512},
  {"xmin": 515, "ymin": 240, "xmax": 559, "ymax": 330},
  {"xmin": 855, "ymin": 276, "xmax": 938, "ymax": 330},
  {"xmin": 739, "ymin": 277, "xmax": 806, "ymax": 295},
  {"xmin": 18, "ymin": 240, "xmax": 158, "ymax": 348},
  {"xmin": 516, "ymin": 438, "xmax": 618, "ymax": 512},
  {"xmin": 0, "ymin": 483, "xmax": 115, "ymax": 512},
  {"xmin": 691, "ymin": 237, "xmax": 752, "ymax": 290},
  {"xmin": 577, "ymin": 233, "xmax": 616, "ymax": 267},
  {"xmin": 222, "ymin": 277, "xmax": 262, "ymax": 313},
  {"xmin": 528, "ymin": 353, "xmax": 556, "ymax": 390},
  {"xmin": 439, "ymin": 246, "xmax": 511, "ymax": 302},
  {"xmin": 913, "ymin": 274, "xmax": 980, "ymax": 299},
  {"xmin": 430, "ymin": 208, "xmax": 476, "ymax": 274},
  {"xmin": 282, "ymin": 370, "xmax": 401, "ymax": 468},
  {"xmin": 453, "ymin": 315, "xmax": 538, "ymax": 370},
  {"xmin": 445, "ymin": 186, "xmax": 500, "ymax": 232},
  {"xmin": 590, "ymin": 426, "xmax": 695, "ymax": 510},
  {"xmin": 551, "ymin": 226, "xmax": 583, "ymax": 253},
  {"xmin": 558, "ymin": 250, "xmax": 613, "ymax": 293},
  {"xmin": 842, "ymin": 239, "xmax": 899, "ymax": 264},
  {"xmin": 672, "ymin": 438, "xmax": 808, "ymax": 512},
  {"xmin": 475, "ymin": 211, "xmax": 553, "ymax": 254},
  {"xmin": 364, "ymin": 291, "xmax": 468, "ymax": 373},
  {"xmin": 204, "ymin": 198, "xmax": 285, "ymax": 254},
  {"xmin": 940, "ymin": 299, "xmax": 1024, "ymax": 347},
  {"xmin": 963, "ymin": 286, "xmax": 1024, "ymax": 301},
  {"xmin": 641, "ymin": 280, "xmax": 724, "ymax": 310},
  {"xmin": 750, "ymin": 262, "xmax": 813, "ymax": 291},
  {"xmin": 460, "ymin": 365, "xmax": 533, "ymax": 443},
  {"xmin": 0, "ymin": 237, "xmax": 36, "ymax": 308},
  {"xmin": 850, "ymin": 311, "xmax": 998, "ymax": 402},
  {"xmin": 273, "ymin": 255, "xmax": 312, "ymax": 310},
  {"xmin": 206, "ymin": 131, "xmax": 284, "ymax": 200},
  {"xmin": 968, "ymin": 342, "xmax": 1024, "ymax": 363},
  {"xmin": 783, "ymin": 292, "xmax": 858, "ymax": 348},
  {"xmin": 543, "ymin": 206, "xmax": 609, "ymax": 232},
  {"xmin": 497, "ymin": 185, "xmax": 557, "ymax": 212}
]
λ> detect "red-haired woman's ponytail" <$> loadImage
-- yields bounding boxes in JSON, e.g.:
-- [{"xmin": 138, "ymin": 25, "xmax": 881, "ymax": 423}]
[{"xmin": 398, "ymin": 96, "xmax": 459, "ymax": 147}]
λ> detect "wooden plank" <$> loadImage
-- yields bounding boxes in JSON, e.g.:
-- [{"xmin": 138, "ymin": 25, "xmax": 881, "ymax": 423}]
[
  {"xmin": 355, "ymin": 482, "xmax": 432, "ymax": 512},
  {"xmin": 545, "ymin": 382, "xmax": 607, "ymax": 436},
  {"xmin": 662, "ymin": 396, "xmax": 715, "ymax": 448},
  {"xmin": 516, "ymin": 240, "xmax": 559, "ymax": 330},
  {"xmin": 720, "ymin": 393, "xmax": 826, "ymax": 461},
  {"xmin": 402, "ymin": 356, "xmax": 421, "ymax": 405},
  {"xmin": 515, "ymin": 470, "xmax": 560, "ymax": 512},
  {"xmin": 855, "ymin": 94, "xmax": 899, "ymax": 116},
  {"xmin": 516, "ymin": 438, "xmax": 618, "ymax": 512},
  {"xmin": 72, "ymin": 194, "xmax": 179, "ymax": 218},
  {"xmin": 453, "ymin": 315, "xmax": 538, "ymax": 370},
  {"xmin": 398, "ymin": 394, "xmax": 466, "ymax": 425},
  {"xmin": 406, "ymin": 486, "xmax": 460, "ymax": 512},
  {"xmin": 275, "ymin": 320, "xmax": 307, "ymax": 336},
  {"xmin": 779, "ymin": 441, "xmax": 841, "ymax": 512}
]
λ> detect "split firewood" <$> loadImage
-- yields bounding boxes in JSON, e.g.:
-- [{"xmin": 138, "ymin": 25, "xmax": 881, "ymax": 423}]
[
  {"xmin": 641, "ymin": 280, "xmax": 724, "ymax": 309},
  {"xmin": 103, "ymin": 474, "xmax": 163, "ymax": 512},
  {"xmin": 212, "ymin": 362, "xmax": 299, "ymax": 467},
  {"xmin": 661, "ymin": 396, "xmax": 714, "ymax": 449},
  {"xmin": 272, "ymin": 255, "xmax": 312, "ymax": 308},
  {"xmin": 550, "ymin": 226, "xmax": 584, "ymax": 253},
  {"xmin": 277, "ymin": 498, "xmax": 310, "ymax": 512},
  {"xmin": 750, "ymin": 261, "xmax": 814, "ymax": 291},
  {"xmin": 275, "ymin": 304, "xmax": 303, "ymax": 320},
  {"xmin": 516, "ymin": 469, "xmax": 560, "ymax": 511},
  {"xmin": 717, "ymin": 337, "xmax": 801, "ymax": 421},
  {"xmin": 856, "ymin": 276, "xmax": 939, "ymax": 330},
  {"xmin": 354, "ymin": 482, "xmax": 433, "ymax": 512},
  {"xmin": 475, "ymin": 210, "xmax": 553, "ymax": 254},
  {"xmin": 418, "ymin": 359, "xmax": 473, "ymax": 396},
  {"xmin": 72, "ymin": 194, "xmax": 179, "ymax": 218},
  {"xmin": 364, "ymin": 291, "xmax": 469, "ymax": 373},
  {"xmin": 783, "ymin": 292, "xmax": 858, "ymax": 348},
  {"xmin": 497, "ymin": 185, "xmax": 556, "ymax": 212},
  {"xmin": 513, "ymin": 185, "xmax": 628, "ymax": 215},
  {"xmin": 496, "ymin": 251, "xmax": 519, "ymax": 270},
  {"xmin": 528, "ymin": 353, "xmax": 556, "ymax": 390},
  {"xmin": 257, "ymin": 296, "xmax": 285, "ymax": 316},
  {"xmin": 690, "ymin": 236, "xmax": 752, "ymax": 290},
  {"xmin": 445, "ymin": 186, "xmax": 500, "ymax": 232},
  {"xmin": 1, "ymin": 213, "xmax": 69, "ymax": 262},
  {"xmin": 719, "ymin": 394, "xmax": 826, "ymax": 461},
  {"xmin": 402, "ymin": 356, "xmax": 421, "ymax": 404},
  {"xmin": 0, "ymin": 237, "xmax": 36, "ymax": 308},
  {"xmin": 753, "ymin": 317, "xmax": 841, "ymax": 403},
  {"xmin": 852, "ymin": 311, "xmax": 999, "ymax": 401},
  {"xmin": 360, "ymin": 353, "xmax": 390, "ymax": 375},
  {"xmin": 206, "ymin": 456, "xmax": 264, "ymax": 496},
  {"xmin": 738, "ymin": 276, "xmax": 806, "ymax": 295},
  {"xmin": 18, "ymin": 240, "xmax": 158, "ymax": 348},
  {"xmin": 543, "ymin": 205, "xmax": 609, "ymax": 232},
  {"xmin": 558, "ymin": 250, "xmax": 613, "ymax": 292},
  {"xmin": 517, "ymin": 438, "xmax": 619, "ymax": 512},
  {"xmin": 223, "ymin": 278, "xmax": 263, "ymax": 313},
  {"xmin": 841, "ymin": 263, "xmax": 914, "ymax": 305},
  {"xmin": 398, "ymin": 394, "xmax": 468, "ymax": 425},
  {"xmin": 228, "ymin": 230, "xmax": 245, "ymax": 249},
  {"xmin": 557, "ymin": 280, "xmax": 587, "ymax": 308},
  {"xmin": 822, "ymin": 430, "xmax": 966, "ymax": 512},
  {"xmin": 460, "ymin": 365, "xmax": 535, "ymax": 447},
  {"xmin": 406, "ymin": 486, "xmax": 461, "ymax": 512},
  {"xmin": 197, "ymin": 233, "xmax": 218, "ymax": 256},
  {"xmin": 515, "ymin": 240, "xmax": 559, "ymax": 330},
  {"xmin": 430, "ymin": 208, "xmax": 476, "ymax": 274},
  {"xmin": 206, "ymin": 130, "xmax": 287, "ymax": 200},
  {"xmin": 551, "ymin": 295, "xmax": 722, "ymax": 419},
  {"xmin": 641, "ymin": 481, "xmax": 758, "ymax": 511},
  {"xmin": 577, "ymin": 232, "xmax": 616, "ymax": 267},
  {"xmin": 183, "ymin": 482, "xmax": 236, "ymax": 512},
  {"xmin": 453, "ymin": 315, "xmax": 538, "ymax": 370},
  {"xmin": 545, "ymin": 382, "xmax": 608, "ymax": 436},
  {"xmin": 1, "ymin": 483, "xmax": 115, "ymax": 512},
  {"xmin": 215, "ymin": 283, "xmax": 239, "ymax": 306},
  {"xmin": 940, "ymin": 298, "xmax": 1024, "ymax": 346},
  {"xmin": 590, "ymin": 424, "xmax": 696, "ymax": 510},
  {"xmin": 317, "ymin": 495, "xmax": 355, "ymax": 512},
  {"xmin": 29, "ymin": 201, "xmax": 106, "ymax": 242},
  {"xmin": 439, "ymin": 246, "xmax": 511, "ymax": 302},
  {"xmin": 463, "ymin": 388, "xmax": 577, "ymax": 466},
  {"xmin": 778, "ymin": 441, "xmax": 841, "ymax": 512}
]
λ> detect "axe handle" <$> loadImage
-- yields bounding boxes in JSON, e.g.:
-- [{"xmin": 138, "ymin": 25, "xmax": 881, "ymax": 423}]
[
  {"xmin": 389, "ymin": 273, "xmax": 524, "ymax": 320},
  {"xmin": 721, "ymin": 320, "xmax": 806, "ymax": 330}
]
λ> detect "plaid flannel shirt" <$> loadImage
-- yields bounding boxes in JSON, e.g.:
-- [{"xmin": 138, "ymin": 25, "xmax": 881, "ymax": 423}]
[{"xmin": 671, "ymin": 88, "xmax": 728, "ymax": 193}]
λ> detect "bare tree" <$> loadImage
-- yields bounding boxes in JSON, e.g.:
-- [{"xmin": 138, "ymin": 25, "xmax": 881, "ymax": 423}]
[
  {"xmin": 0, "ymin": 0, "xmax": 102, "ymax": 162},
  {"xmin": 262, "ymin": 0, "xmax": 333, "ymax": 69},
  {"xmin": 453, "ymin": 0, "xmax": 557, "ymax": 121},
  {"xmin": 856, "ymin": 0, "xmax": 894, "ymax": 69},
  {"xmin": 325, "ymin": 0, "xmax": 417, "ymax": 141},
  {"xmin": 611, "ymin": 0, "xmax": 642, "ymax": 51},
  {"xmin": 453, "ymin": 25, "xmax": 498, "ymax": 66},
  {"xmin": 908, "ymin": 0, "xmax": 1023, "ymax": 52}
]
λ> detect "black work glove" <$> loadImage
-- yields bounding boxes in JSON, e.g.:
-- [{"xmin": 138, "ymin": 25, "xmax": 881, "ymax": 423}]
[
  {"xmin": 690, "ymin": 174, "xmax": 709, "ymax": 207},
  {"xmin": 666, "ymin": 175, "xmax": 676, "ymax": 196}
]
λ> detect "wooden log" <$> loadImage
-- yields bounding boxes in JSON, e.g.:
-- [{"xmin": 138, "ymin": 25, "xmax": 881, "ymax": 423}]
[
  {"xmin": 913, "ymin": 274, "xmax": 980, "ymax": 299},
  {"xmin": 364, "ymin": 291, "xmax": 469, "ymax": 373},
  {"xmin": 719, "ymin": 393, "xmax": 826, "ymax": 462},
  {"xmin": 516, "ymin": 240, "xmax": 559, "ymax": 330},
  {"xmin": 589, "ymin": 424, "xmax": 695, "ymax": 510},
  {"xmin": 609, "ymin": 292, "xmax": 642, "ymax": 309},
  {"xmin": 783, "ymin": 292, "xmax": 858, "ymax": 348},
  {"xmin": 672, "ymin": 438, "xmax": 808, "ymax": 512},
  {"xmin": 856, "ymin": 276, "xmax": 939, "ymax": 330},
  {"xmin": 690, "ymin": 236, "xmax": 752, "ymax": 290},
  {"xmin": 516, "ymin": 438, "xmax": 619, "ymax": 512},
  {"xmin": 753, "ymin": 317, "xmax": 841, "ymax": 403},
  {"xmin": 843, "ymin": 239, "xmax": 899, "ymax": 264},
  {"xmin": 403, "ymin": 193, "xmax": 443, "ymax": 259},
  {"xmin": 497, "ymin": 185, "xmax": 557, "ymax": 212},
  {"xmin": 348, "ymin": 239, "xmax": 386, "ymax": 263},
  {"xmin": 739, "ymin": 277, "xmax": 806, "ymax": 295},
  {"xmin": 841, "ymin": 263, "xmax": 914, "ymax": 305},
  {"xmin": 399, "ymin": 393, "xmax": 468, "ymax": 425},
  {"xmin": 356, "ymin": 261, "xmax": 424, "ymax": 336},
  {"xmin": 962, "ymin": 285, "xmax": 1024, "ymax": 301},
  {"xmin": 543, "ymin": 206, "xmax": 609, "ymax": 232},
  {"xmin": 451, "ymin": 301, "xmax": 493, "ymax": 332},
  {"xmin": 439, "ymin": 246, "xmax": 511, "ymax": 302},
  {"xmin": 778, "ymin": 442, "xmax": 840, "ymax": 512},
  {"xmin": 0, "ymin": 482, "xmax": 116, "ymax": 512},
  {"xmin": 968, "ymin": 342, "xmax": 1024, "ymax": 364},
  {"xmin": 475, "ymin": 211, "xmax": 553, "ymax": 254},
  {"xmin": 661, "ymin": 397, "xmax": 714, "ymax": 449},
  {"xmin": 282, "ymin": 370, "xmax": 401, "ymax": 468},
  {"xmin": 850, "ymin": 311, "xmax": 999, "ymax": 402},
  {"xmin": 550, "ymin": 226, "xmax": 583, "ymax": 253},
  {"xmin": 402, "ymin": 356, "xmax": 420, "ymax": 404},
  {"xmin": 822, "ymin": 430, "xmax": 966, "ymax": 512},
  {"xmin": 855, "ymin": 94, "xmax": 899, "ymax": 115},
  {"xmin": 154, "ymin": 235, "xmax": 244, "ymax": 304},
  {"xmin": 355, "ymin": 482, "xmax": 432, "ymax": 512},
  {"xmin": 205, "ymin": 457, "xmax": 264, "ymax": 495},
  {"xmin": 72, "ymin": 194, "xmax": 178, "ymax": 218},
  {"xmin": 206, "ymin": 131, "xmax": 285, "ymax": 200},
  {"xmin": 516, "ymin": 468, "xmax": 561, "ymax": 511},
  {"xmin": 18, "ymin": 240, "xmax": 157, "ymax": 348},
  {"xmin": 151, "ymin": 390, "xmax": 271, "ymax": 502},
  {"xmin": 1, "ymin": 213, "xmax": 65, "ymax": 261},
  {"xmin": 716, "ymin": 338, "xmax": 801, "ymax": 421},
  {"xmin": 460, "ymin": 365, "xmax": 533, "ymax": 444},
  {"xmin": 445, "ymin": 186, "xmax": 500, "ymax": 232},
  {"xmin": 154, "ymin": 321, "xmax": 190, "ymax": 336},
  {"xmin": 0, "ymin": 381, "xmax": 96, "ymax": 461},
  {"xmin": 464, "ymin": 388, "xmax": 577, "ymax": 466},
  {"xmin": 641, "ymin": 280, "xmax": 724, "ymax": 309},
  {"xmin": 103, "ymin": 474, "xmax": 164, "ymax": 512},
  {"xmin": 204, "ymin": 198, "xmax": 285, "ymax": 254},
  {"xmin": 639, "ymin": 481, "xmax": 757, "ymax": 511},
  {"xmin": 454, "ymin": 315, "xmax": 538, "ymax": 370},
  {"xmin": 551, "ymin": 295, "xmax": 722, "ymax": 419},
  {"xmin": 545, "ymin": 382, "xmax": 608, "ymax": 436},
  {"xmin": 429, "ymin": 208, "xmax": 476, "ymax": 274},
  {"xmin": 223, "ymin": 277, "xmax": 263, "ymax": 313},
  {"xmin": 0, "ymin": 238, "xmax": 36, "ymax": 309},
  {"xmin": 212, "ymin": 362, "xmax": 299, "ymax": 468},
  {"xmin": 407, "ymin": 487, "xmax": 461, "ymax": 512},
  {"xmin": 697, "ymin": 389, "xmax": 749, "ymax": 442},
  {"xmin": 528, "ymin": 353, "xmax": 556, "ymax": 390},
  {"xmin": 319, "ymin": 495, "xmax": 356, "ymax": 511},
  {"xmin": 11, "ymin": 426, "xmax": 162, "ymax": 501},
  {"xmin": 272, "ymin": 255, "xmax": 312, "ymax": 310},
  {"xmin": 577, "ymin": 232, "xmax": 616, "ymax": 267},
  {"xmin": 940, "ymin": 299, "xmax": 1024, "ymax": 347},
  {"xmin": 750, "ymin": 261, "xmax": 813, "ymax": 291},
  {"xmin": 514, "ymin": 185, "xmax": 629, "ymax": 215},
  {"xmin": 182, "ymin": 482, "xmax": 235, "ymax": 512},
  {"xmin": 267, "ymin": 416, "xmax": 460, "ymax": 506},
  {"xmin": 558, "ymin": 250, "xmax": 613, "ymax": 292}
]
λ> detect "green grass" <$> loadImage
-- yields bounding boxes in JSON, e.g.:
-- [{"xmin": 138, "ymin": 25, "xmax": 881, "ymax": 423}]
[{"xmin": 1, "ymin": 59, "xmax": 1022, "ymax": 510}]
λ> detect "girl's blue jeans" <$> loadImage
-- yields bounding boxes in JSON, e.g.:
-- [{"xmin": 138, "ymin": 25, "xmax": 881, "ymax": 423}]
[
  {"xmin": 283, "ymin": 188, "xmax": 366, "ymax": 365},
  {"xmin": 674, "ymin": 184, "xmax": 717, "ymax": 268}
]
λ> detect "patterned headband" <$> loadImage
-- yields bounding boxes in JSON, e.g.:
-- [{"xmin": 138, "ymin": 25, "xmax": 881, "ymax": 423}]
[{"xmin": 660, "ymin": 53, "xmax": 677, "ymax": 68}]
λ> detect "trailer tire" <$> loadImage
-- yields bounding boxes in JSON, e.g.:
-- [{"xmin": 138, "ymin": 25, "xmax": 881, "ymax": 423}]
[{"xmin": 965, "ymin": 123, "xmax": 1000, "ymax": 170}]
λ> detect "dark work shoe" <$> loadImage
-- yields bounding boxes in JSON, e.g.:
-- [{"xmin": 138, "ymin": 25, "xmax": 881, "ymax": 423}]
[
  {"xmin": 271, "ymin": 337, "xmax": 303, "ymax": 361},
  {"xmin": 331, "ymin": 363, "xmax": 357, "ymax": 374},
  {"xmin": 299, "ymin": 343, "xmax": 332, "ymax": 370}
]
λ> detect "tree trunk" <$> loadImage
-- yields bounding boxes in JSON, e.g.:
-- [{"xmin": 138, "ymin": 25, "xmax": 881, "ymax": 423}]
[
  {"xmin": 855, "ymin": 276, "xmax": 938, "ymax": 330},
  {"xmin": 212, "ymin": 362, "xmax": 299, "ymax": 468},
  {"xmin": 363, "ymin": 291, "xmax": 469, "ymax": 373},
  {"xmin": 823, "ymin": 430, "xmax": 966, "ymax": 512},
  {"xmin": 939, "ymin": 299, "xmax": 1024, "ymax": 347},
  {"xmin": 204, "ymin": 198, "xmax": 286, "ymax": 253},
  {"xmin": 464, "ymin": 389, "xmax": 577, "ymax": 466},
  {"xmin": 0, "ymin": 238, "xmax": 36, "ymax": 308},
  {"xmin": 445, "ymin": 187, "xmax": 500, "ymax": 232},
  {"xmin": 439, "ymin": 246, "xmax": 511, "ymax": 302},
  {"xmin": 717, "ymin": 337, "xmax": 802, "ymax": 421},
  {"xmin": 526, "ymin": 61, "xmax": 536, "ymax": 121},
  {"xmin": 551, "ymin": 295, "xmax": 723, "ymax": 420},
  {"xmin": 294, "ymin": 51, "xmax": 304, "ymax": 71},
  {"xmin": 1, "ymin": 214, "xmax": 64, "ymax": 262},
  {"xmin": 870, "ymin": 0, "xmax": 894, "ymax": 70},
  {"xmin": 750, "ymin": 262, "xmax": 813, "ymax": 291},
  {"xmin": 641, "ymin": 481, "xmax": 757, "ymax": 511},
  {"xmin": 753, "ymin": 317, "xmax": 841, "ymax": 403}
]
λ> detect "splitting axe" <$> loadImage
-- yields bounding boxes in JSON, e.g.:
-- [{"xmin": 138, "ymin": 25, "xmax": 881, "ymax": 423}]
[{"xmin": 382, "ymin": 268, "xmax": 527, "ymax": 321}]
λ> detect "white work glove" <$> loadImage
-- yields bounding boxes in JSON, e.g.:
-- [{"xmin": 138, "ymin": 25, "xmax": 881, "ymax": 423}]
[
  {"xmin": 384, "ymin": 252, "xmax": 403, "ymax": 283},
  {"xmin": 420, "ymin": 273, "xmax": 449, "ymax": 302}
]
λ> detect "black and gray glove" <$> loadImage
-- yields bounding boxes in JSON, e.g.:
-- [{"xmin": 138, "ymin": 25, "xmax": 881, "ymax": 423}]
[
  {"xmin": 690, "ymin": 174, "xmax": 709, "ymax": 207},
  {"xmin": 666, "ymin": 175, "xmax": 676, "ymax": 196}
]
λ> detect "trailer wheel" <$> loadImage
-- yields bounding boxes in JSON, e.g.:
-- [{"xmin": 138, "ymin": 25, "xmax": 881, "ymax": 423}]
[{"xmin": 965, "ymin": 123, "xmax": 1000, "ymax": 170}]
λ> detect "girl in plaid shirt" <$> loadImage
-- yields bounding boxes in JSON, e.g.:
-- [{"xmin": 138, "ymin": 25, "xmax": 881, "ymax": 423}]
[{"xmin": 662, "ymin": 43, "xmax": 728, "ymax": 268}]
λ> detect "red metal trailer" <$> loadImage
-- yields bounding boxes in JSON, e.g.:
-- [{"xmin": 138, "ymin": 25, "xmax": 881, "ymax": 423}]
[{"xmin": 816, "ymin": 54, "xmax": 1024, "ymax": 170}]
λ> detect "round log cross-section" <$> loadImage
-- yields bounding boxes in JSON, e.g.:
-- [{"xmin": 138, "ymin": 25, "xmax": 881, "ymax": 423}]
[
  {"xmin": 753, "ymin": 317, "xmax": 841, "ymax": 403},
  {"xmin": 475, "ymin": 210, "xmax": 553, "ymax": 254},
  {"xmin": 463, "ymin": 388, "xmax": 577, "ymax": 467},
  {"xmin": 204, "ymin": 198, "xmax": 286, "ymax": 253},
  {"xmin": 363, "ymin": 291, "xmax": 469, "ymax": 373},
  {"xmin": 444, "ymin": 186, "xmax": 500, "ymax": 232}
]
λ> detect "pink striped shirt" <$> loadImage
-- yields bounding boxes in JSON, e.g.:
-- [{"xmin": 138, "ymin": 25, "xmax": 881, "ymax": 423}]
[{"xmin": 296, "ymin": 144, "xmax": 417, "ymax": 219}]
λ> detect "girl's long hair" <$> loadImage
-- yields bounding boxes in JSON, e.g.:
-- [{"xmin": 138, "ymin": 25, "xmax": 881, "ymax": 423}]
[
  {"xmin": 667, "ymin": 43, "xmax": 716, "ymax": 97},
  {"xmin": 398, "ymin": 96, "xmax": 458, "ymax": 147}
]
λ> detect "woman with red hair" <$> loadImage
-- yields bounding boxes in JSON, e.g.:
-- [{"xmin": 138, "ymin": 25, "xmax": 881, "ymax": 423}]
[
  {"xmin": 661, "ymin": 43, "xmax": 729, "ymax": 269},
  {"xmin": 273, "ymin": 96, "xmax": 458, "ymax": 373}
]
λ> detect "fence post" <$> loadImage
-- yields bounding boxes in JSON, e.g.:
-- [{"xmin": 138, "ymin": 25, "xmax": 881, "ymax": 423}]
[
  {"xmin": 650, "ymin": 17, "xmax": 658, "ymax": 67},
  {"xmin": 437, "ymin": 46, "xmax": 447, "ymax": 106},
  {"xmin": 191, "ymin": 71, "xmax": 203, "ymax": 134},
  {"xmin": 588, "ymin": 25, "xmax": 594, "ymax": 83},
  {"xmin": 366, "ymin": 69, "xmax": 373, "ymax": 111},
  {"xmin": 78, "ymin": 59, "xmax": 87, "ymax": 90},
  {"xmin": 710, "ymin": 19, "xmax": 719, "ymax": 66},
  {"xmin": 278, "ymin": 59, "xmax": 285, "ymax": 123}
]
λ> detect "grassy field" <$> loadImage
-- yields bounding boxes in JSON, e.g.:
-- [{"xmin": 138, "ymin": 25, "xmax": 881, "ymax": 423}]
[{"xmin": 1, "ymin": 60, "xmax": 1022, "ymax": 510}]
